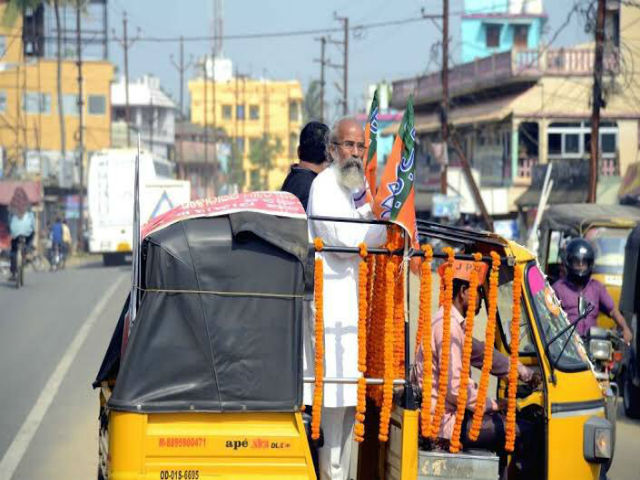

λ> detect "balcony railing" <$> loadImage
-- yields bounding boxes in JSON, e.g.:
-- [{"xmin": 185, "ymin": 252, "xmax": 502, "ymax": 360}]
[{"xmin": 391, "ymin": 47, "xmax": 620, "ymax": 108}]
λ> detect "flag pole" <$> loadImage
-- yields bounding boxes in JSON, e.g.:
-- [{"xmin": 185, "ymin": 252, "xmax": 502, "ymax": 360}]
[
  {"xmin": 403, "ymin": 232, "xmax": 414, "ymax": 409},
  {"xmin": 130, "ymin": 134, "xmax": 142, "ymax": 329}
]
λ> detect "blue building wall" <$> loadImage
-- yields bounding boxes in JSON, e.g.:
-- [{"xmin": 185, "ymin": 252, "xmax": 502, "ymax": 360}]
[{"xmin": 460, "ymin": 0, "xmax": 546, "ymax": 63}]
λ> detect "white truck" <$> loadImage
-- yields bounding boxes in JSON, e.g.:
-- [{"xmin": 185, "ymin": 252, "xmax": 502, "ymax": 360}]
[{"xmin": 87, "ymin": 148, "xmax": 191, "ymax": 265}]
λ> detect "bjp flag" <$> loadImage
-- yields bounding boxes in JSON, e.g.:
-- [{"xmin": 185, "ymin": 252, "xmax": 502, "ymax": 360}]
[
  {"xmin": 364, "ymin": 89, "xmax": 379, "ymax": 196},
  {"xmin": 373, "ymin": 96, "xmax": 418, "ymax": 247}
]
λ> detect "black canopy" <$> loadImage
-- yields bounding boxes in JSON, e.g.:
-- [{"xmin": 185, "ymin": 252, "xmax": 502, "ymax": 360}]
[{"xmin": 97, "ymin": 210, "xmax": 308, "ymax": 413}]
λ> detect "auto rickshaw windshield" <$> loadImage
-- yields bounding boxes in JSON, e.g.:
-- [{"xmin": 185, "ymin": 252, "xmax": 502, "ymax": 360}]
[
  {"xmin": 526, "ymin": 263, "xmax": 590, "ymax": 371},
  {"xmin": 584, "ymin": 226, "xmax": 631, "ymax": 275}
]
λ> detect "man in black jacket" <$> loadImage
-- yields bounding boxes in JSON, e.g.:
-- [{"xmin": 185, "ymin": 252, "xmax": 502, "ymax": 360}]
[{"xmin": 281, "ymin": 121, "xmax": 329, "ymax": 210}]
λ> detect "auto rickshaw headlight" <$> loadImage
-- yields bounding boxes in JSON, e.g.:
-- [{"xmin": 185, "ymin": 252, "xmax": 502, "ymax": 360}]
[
  {"xmin": 583, "ymin": 416, "xmax": 612, "ymax": 463},
  {"xmin": 589, "ymin": 339, "xmax": 612, "ymax": 361}
]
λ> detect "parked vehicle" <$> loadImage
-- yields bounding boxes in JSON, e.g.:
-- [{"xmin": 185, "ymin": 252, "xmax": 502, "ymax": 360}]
[
  {"xmin": 87, "ymin": 148, "xmax": 190, "ymax": 266},
  {"xmin": 94, "ymin": 193, "xmax": 612, "ymax": 480},
  {"xmin": 619, "ymin": 224, "xmax": 640, "ymax": 418}
]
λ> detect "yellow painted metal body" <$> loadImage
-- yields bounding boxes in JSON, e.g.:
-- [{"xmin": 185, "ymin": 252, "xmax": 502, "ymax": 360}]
[
  {"xmin": 108, "ymin": 411, "xmax": 316, "ymax": 480},
  {"xmin": 386, "ymin": 407, "xmax": 419, "ymax": 480},
  {"xmin": 506, "ymin": 240, "xmax": 604, "ymax": 480}
]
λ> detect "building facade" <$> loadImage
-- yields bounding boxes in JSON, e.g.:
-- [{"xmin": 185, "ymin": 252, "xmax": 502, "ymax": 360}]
[
  {"xmin": 188, "ymin": 57, "xmax": 304, "ymax": 192},
  {"xmin": 0, "ymin": 3, "xmax": 113, "ymax": 190},
  {"xmin": 390, "ymin": 0, "xmax": 638, "ymax": 220},
  {"xmin": 461, "ymin": 0, "xmax": 546, "ymax": 63},
  {"xmin": 111, "ymin": 75, "xmax": 177, "ymax": 160}
]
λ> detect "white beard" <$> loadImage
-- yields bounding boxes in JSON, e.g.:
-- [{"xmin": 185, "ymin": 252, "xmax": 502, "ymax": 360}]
[{"xmin": 334, "ymin": 155, "xmax": 365, "ymax": 192}]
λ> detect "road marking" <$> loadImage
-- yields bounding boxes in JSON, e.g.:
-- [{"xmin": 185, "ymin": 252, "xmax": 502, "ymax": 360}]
[{"xmin": 0, "ymin": 274, "xmax": 127, "ymax": 479}]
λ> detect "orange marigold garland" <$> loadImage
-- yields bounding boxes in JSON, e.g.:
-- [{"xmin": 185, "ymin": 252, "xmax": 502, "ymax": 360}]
[
  {"xmin": 311, "ymin": 237, "xmax": 325, "ymax": 441},
  {"xmin": 449, "ymin": 252, "xmax": 483, "ymax": 453},
  {"xmin": 430, "ymin": 246, "xmax": 455, "ymax": 439},
  {"xmin": 505, "ymin": 263, "xmax": 524, "ymax": 452},
  {"xmin": 393, "ymin": 257, "xmax": 406, "ymax": 378},
  {"xmin": 378, "ymin": 259, "xmax": 396, "ymax": 442},
  {"xmin": 419, "ymin": 244, "xmax": 434, "ymax": 437},
  {"xmin": 468, "ymin": 251, "xmax": 501, "ymax": 441},
  {"xmin": 367, "ymin": 253, "xmax": 387, "ymax": 406},
  {"xmin": 354, "ymin": 243, "xmax": 369, "ymax": 442}
]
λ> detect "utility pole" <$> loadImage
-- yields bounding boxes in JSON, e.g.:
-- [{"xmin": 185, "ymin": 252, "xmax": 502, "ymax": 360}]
[
  {"xmin": 314, "ymin": 36, "xmax": 327, "ymax": 122},
  {"xmin": 113, "ymin": 12, "xmax": 140, "ymax": 147},
  {"xmin": 169, "ymin": 36, "xmax": 193, "ymax": 118},
  {"xmin": 331, "ymin": 13, "xmax": 349, "ymax": 115},
  {"xmin": 75, "ymin": 2, "xmax": 85, "ymax": 250},
  {"xmin": 440, "ymin": 0, "xmax": 449, "ymax": 195},
  {"xmin": 589, "ymin": 0, "xmax": 606, "ymax": 203},
  {"xmin": 202, "ymin": 59, "xmax": 209, "ymax": 194}
]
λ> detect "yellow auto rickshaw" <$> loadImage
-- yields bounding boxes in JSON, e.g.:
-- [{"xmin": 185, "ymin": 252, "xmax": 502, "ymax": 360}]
[{"xmin": 94, "ymin": 192, "xmax": 611, "ymax": 480}]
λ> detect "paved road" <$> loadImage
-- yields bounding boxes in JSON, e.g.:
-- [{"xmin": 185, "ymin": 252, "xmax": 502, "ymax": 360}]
[
  {"xmin": 0, "ymin": 265, "xmax": 638, "ymax": 479},
  {"xmin": 0, "ymin": 261, "xmax": 128, "ymax": 480}
]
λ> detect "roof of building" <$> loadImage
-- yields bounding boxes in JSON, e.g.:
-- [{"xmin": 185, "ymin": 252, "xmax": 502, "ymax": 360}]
[{"xmin": 111, "ymin": 75, "xmax": 176, "ymax": 109}]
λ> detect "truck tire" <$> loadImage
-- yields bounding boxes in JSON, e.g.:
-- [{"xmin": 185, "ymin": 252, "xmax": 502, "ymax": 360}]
[{"xmin": 623, "ymin": 369, "xmax": 640, "ymax": 418}]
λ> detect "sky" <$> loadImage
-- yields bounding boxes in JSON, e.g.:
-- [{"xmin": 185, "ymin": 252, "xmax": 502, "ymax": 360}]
[{"xmin": 104, "ymin": 0, "xmax": 589, "ymax": 120}]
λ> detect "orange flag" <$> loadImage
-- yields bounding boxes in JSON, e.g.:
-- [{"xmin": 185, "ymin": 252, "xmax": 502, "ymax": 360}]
[{"xmin": 373, "ymin": 96, "xmax": 418, "ymax": 247}]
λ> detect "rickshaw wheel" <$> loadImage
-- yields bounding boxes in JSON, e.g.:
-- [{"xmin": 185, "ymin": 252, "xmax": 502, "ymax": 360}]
[{"xmin": 623, "ymin": 368, "xmax": 640, "ymax": 419}]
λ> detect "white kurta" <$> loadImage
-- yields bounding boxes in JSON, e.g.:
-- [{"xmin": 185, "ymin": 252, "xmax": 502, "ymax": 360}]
[{"xmin": 304, "ymin": 165, "xmax": 387, "ymax": 407}]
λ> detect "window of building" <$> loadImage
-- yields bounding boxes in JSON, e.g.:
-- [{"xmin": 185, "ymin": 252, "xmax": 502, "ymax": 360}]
[
  {"xmin": 249, "ymin": 137, "xmax": 261, "ymax": 154},
  {"xmin": 289, "ymin": 132, "xmax": 297, "ymax": 159},
  {"xmin": 236, "ymin": 104, "xmax": 245, "ymax": 120},
  {"xmin": 485, "ymin": 24, "xmax": 501, "ymax": 48},
  {"xmin": 22, "ymin": 92, "xmax": 51, "ymax": 114},
  {"xmin": 250, "ymin": 105, "xmax": 259, "ymax": 120},
  {"xmin": 88, "ymin": 95, "xmax": 106, "ymax": 115},
  {"xmin": 513, "ymin": 25, "xmax": 529, "ymax": 49},
  {"xmin": 236, "ymin": 136, "xmax": 245, "ymax": 154},
  {"xmin": 289, "ymin": 101, "xmax": 299, "ymax": 122},
  {"xmin": 564, "ymin": 133, "xmax": 580, "ymax": 154},
  {"xmin": 62, "ymin": 94, "xmax": 79, "ymax": 116},
  {"xmin": 548, "ymin": 121, "xmax": 618, "ymax": 159},
  {"xmin": 0, "ymin": 90, "xmax": 6, "ymax": 112},
  {"xmin": 222, "ymin": 104, "xmax": 232, "ymax": 120},
  {"xmin": 0, "ymin": 36, "xmax": 6, "ymax": 57}
]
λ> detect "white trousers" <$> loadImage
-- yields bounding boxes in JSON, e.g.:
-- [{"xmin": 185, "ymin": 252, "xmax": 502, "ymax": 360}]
[{"xmin": 318, "ymin": 406, "xmax": 355, "ymax": 480}]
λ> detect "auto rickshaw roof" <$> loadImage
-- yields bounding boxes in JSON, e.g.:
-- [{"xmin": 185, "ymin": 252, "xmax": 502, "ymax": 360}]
[
  {"xmin": 98, "ymin": 192, "xmax": 310, "ymax": 413},
  {"xmin": 540, "ymin": 203, "xmax": 640, "ymax": 235}
]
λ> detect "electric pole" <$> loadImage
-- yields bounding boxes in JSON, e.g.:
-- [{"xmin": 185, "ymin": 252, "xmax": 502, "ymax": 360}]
[
  {"xmin": 440, "ymin": 0, "xmax": 449, "ymax": 195},
  {"xmin": 169, "ymin": 36, "xmax": 193, "ymax": 119},
  {"xmin": 75, "ymin": 1, "xmax": 85, "ymax": 250},
  {"xmin": 112, "ymin": 12, "xmax": 140, "ymax": 147},
  {"xmin": 201, "ymin": 59, "xmax": 209, "ymax": 194},
  {"xmin": 314, "ymin": 36, "xmax": 327, "ymax": 122},
  {"xmin": 589, "ymin": 0, "xmax": 606, "ymax": 203},
  {"xmin": 331, "ymin": 13, "xmax": 349, "ymax": 115}
]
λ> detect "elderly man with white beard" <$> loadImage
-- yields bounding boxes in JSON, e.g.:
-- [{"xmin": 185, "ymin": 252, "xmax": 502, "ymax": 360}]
[{"xmin": 305, "ymin": 117, "xmax": 387, "ymax": 480}]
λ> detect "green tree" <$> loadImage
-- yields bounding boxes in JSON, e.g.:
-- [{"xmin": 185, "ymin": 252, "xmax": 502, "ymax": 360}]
[
  {"xmin": 227, "ymin": 141, "xmax": 245, "ymax": 192},
  {"xmin": 303, "ymin": 80, "xmax": 323, "ymax": 123},
  {"xmin": 248, "ymin": 134, "xmax": 283, "ymax": 190}
]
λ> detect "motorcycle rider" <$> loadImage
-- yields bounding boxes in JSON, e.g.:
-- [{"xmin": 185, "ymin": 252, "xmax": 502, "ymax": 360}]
[{"xmin": 552, "ymin": 237, "xmax": 632, "ymax": 344}]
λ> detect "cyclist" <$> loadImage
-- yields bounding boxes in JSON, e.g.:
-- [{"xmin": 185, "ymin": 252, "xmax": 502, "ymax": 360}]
[
  {"xmin": 9, "ymin": 208, "xmax": 35, "ymax": 281},
  {"xmin": 552, "ymin": 237, "xmax": 632, "ymax": 344},
  {"xmin": 49, "ymin": 217, "xmax": 64, "ymax": 270}
]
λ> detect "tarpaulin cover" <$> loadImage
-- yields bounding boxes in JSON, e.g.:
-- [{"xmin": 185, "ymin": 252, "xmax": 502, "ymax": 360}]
[
  {"xmin": 105, "ymin": 211, "xmax": 307, "ymax": 413},
  {"xmin": 538, "ymin": 203, "xmax": 640, "ymax": 269}
]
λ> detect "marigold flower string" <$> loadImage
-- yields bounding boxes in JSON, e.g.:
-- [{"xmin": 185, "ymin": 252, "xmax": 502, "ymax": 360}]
[
  {"xmin": 311, "ymin": 237, "xmax": 324, "ymax": 440},
  {"xmin": 468, "ymin": 251, "xmax": 501, "ymax": 441},
  {"xmin": 379, "ymin": 259, "xmax": 396, "ymax": 442},
  {"xmin": 505, "ymin": 263, "xmax": 524, "ymax": 452},
  {"xmin": 393, "ymin": 257, "xmax": 405, "ymax": 378},
  {"xmin": 419, "ymin": 244, "xmax": 434, "ymax": 437},
  {"xmin": 430, "ymin": 246, "xmax": 454, "ymax": 439},
  {"xmin": 450, "ymin": 252, "xmax": 482, "ymax": 453},
  {"xmin": 368, "ymin": 253, "xmax": 387, "ymax": 406},
  {"xmin": 355, "ymin": 243, "xmax": 369, "ymax": 442}
]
